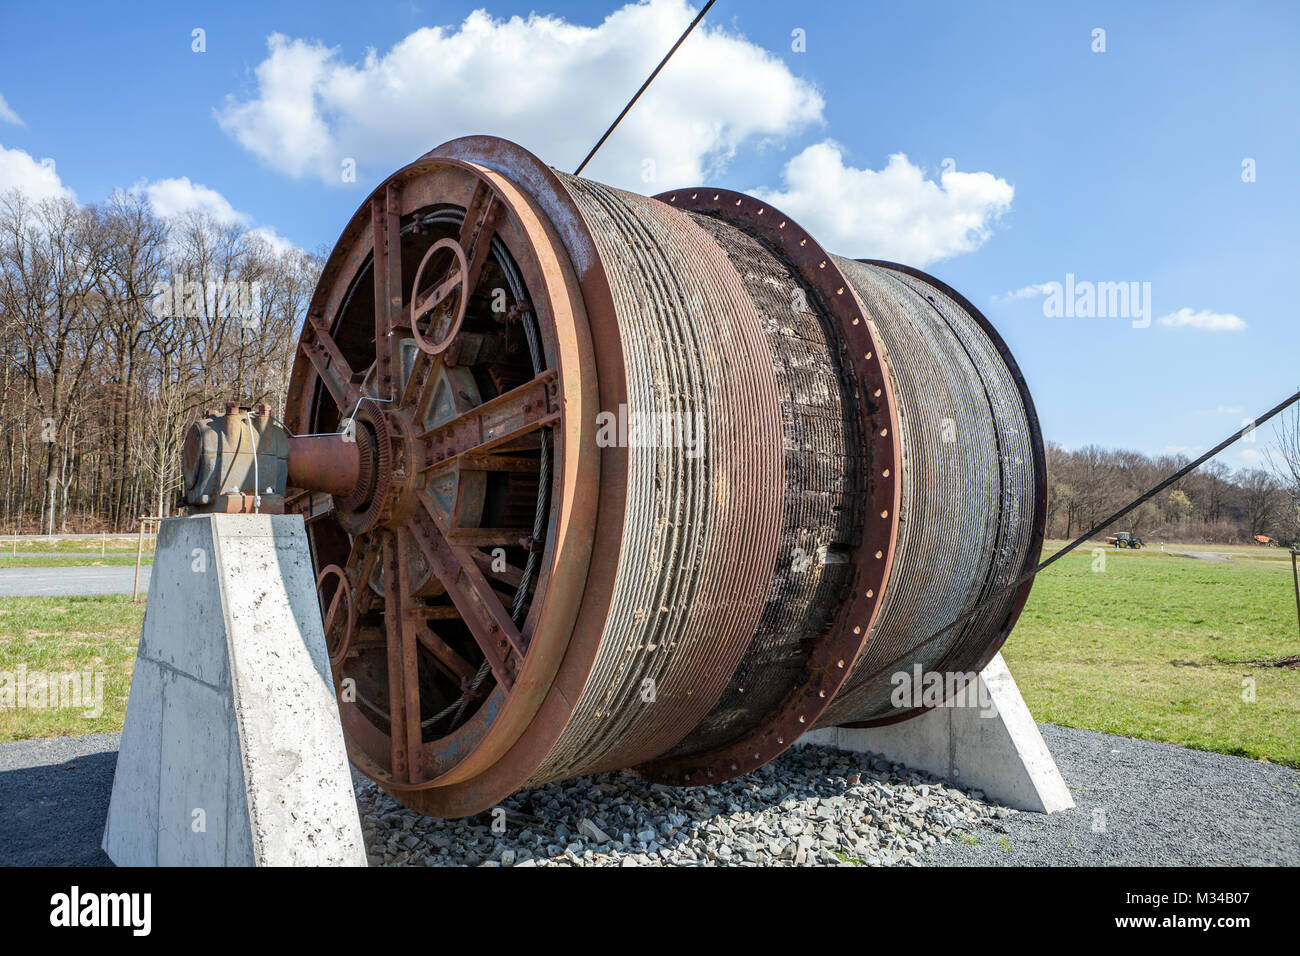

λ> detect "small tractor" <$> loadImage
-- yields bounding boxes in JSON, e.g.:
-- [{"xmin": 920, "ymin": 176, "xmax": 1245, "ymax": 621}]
[{"xmin": 1106, "ymin": 531, "xmax": 1145, "ymax": 549}]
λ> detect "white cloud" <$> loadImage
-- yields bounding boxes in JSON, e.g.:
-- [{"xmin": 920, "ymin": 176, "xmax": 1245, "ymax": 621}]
[
  {"xmin": 994, "ymin": 282, "xmax": 1055, "ymax": 303},
  {"xmin": 0, "ymin": 144, "xmax": 74, "ymax": 202},
  {"xmin": 1157, "ymin": 308, "xmax": 1246, "ymax": 332},
  {"xmin": 246, "ymin": 225, "xmax": 300, "ymax": 256},
  {"xmin": 215, "ymin": 1, "xmax": 824, "ymax": 189},
  {"xmin": 134, "ymin": 176, "xmax": 251, "ymax": 226},
  {"xmin": 130, "ymin": 176, "xmax": 303, "ymax": 256},
  {"xmin": 749, "ymin": 142, "xmax": 1014, "ymax": 266},
  {"xmin": 0, "ymin": 93, "xmax": 22, "ymax": 127}
]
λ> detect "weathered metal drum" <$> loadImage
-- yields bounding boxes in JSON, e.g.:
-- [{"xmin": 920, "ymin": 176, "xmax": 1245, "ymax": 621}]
[{"xmin": 284, "ymin": 136, "xmax": 1045, "ymax": 817}]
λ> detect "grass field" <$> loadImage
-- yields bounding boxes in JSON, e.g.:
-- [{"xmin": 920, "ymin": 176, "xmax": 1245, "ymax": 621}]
[
  {"xmin": 1008, "ymin": 542, "xmax": 1300, "ymax": 767},
  {"xmin": 0, "ymin": 542, "xmax": 1297, "ymax": 769},
  {"xmin": 0, "ymin": 595, "xmax": 145, "ymax": 740},
  {"xmin": 0, "ymin": 537, "xmax": 153, "ymax": 554}
]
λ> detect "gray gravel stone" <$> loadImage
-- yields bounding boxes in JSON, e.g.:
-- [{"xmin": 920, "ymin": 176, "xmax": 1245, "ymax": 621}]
[{"xmin": 355, "ymin": 744, "xmax": 1009, "ymax": 867}]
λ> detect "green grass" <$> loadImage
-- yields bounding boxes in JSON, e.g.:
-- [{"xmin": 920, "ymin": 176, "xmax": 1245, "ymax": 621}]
[
  {"xmin": 0, "ymin": 595, "xmax": 145, "ymax": 740},
  {"xmin": 0, "ymin": 537, "xmax": 152, "ymax": 554},
  {"xmin": 0, "ymin": 540, "xmax": 1296, "ymax": 770},
  {"xmin": 1008, "ymin": 545, "xmax": 1300, "ymax": 768},
  {"xmin": 0, "ymin": 555, "xmax": 154, "ymax": 568}
]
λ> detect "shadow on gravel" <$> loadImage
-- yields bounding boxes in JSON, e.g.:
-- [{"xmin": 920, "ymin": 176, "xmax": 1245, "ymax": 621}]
[{"xmin": 0, "ymin": 749, "xmax": 115, "ymax": 866}]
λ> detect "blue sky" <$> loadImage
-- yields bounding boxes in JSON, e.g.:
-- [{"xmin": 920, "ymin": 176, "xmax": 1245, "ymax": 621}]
[{"xmin": 2, "ymin": 0, "xmax": 1297, "ymax": 471}]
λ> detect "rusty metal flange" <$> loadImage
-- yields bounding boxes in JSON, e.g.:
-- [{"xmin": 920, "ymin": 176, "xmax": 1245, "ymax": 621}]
[{"xmin": 635, "ymin": 188, "xmax": 901, "ymax": 785}]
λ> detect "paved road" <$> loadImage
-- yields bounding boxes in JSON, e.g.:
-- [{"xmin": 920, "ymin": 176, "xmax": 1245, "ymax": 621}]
[
  {"xmin": 2, "ymin": 724, "xmax": 1296, "ymax": 867},
  {"xmin": 0, "ymin": 566, "xmax": 150, "ymax": 597},
  {"xmin": 919, "ymin": 724, "xmax": 1300, "ymax": 866},
  {"xmin": 0, "ymin": 734, "xmax": 117, "ymax": 866}
]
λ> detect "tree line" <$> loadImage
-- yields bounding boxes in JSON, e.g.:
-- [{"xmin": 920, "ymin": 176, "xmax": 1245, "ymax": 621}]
[
  {"xmin": 2, "ymin": 184, "xmax": 1297, "ymax": 545},
  {"xmin": 0, "ymin": 188, "xmax": 321, "ymax": 534},
  {"xmin": 1045, "ymin": 424, "xmax": 1300, "ymax": 547}
]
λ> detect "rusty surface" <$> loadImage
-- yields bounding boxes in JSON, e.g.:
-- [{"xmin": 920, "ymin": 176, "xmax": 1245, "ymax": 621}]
[
  {"xmin": 183, "ymin": 404, "xmax": 290, "ymax": 515},
  {"xmin": 287, "ymin": 434, "xmax": 361, "ymax": 498},
  {"xmin": 277, "ymin": 136, "xmax": 1044, "ymax": 817},
  {"xmin": 637, "ymin": 188, "xmax": 900, "ymax": 785}
]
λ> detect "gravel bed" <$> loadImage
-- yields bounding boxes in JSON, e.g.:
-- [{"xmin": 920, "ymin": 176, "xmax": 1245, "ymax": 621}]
[{"xmin": 356, "ymin": 744, "xmax": 1013, "ymax": 867}]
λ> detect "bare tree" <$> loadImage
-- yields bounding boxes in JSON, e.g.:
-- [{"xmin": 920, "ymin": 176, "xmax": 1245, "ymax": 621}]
[
  {"xmin": 1239, "ymin": 468, "xmax": 1281, "ymax": 539},
  {"xmin": 1267, "ymin": 403, "xmax": 1300, "ymax": 547},
  {"xmin": 0, "ymin": 192, "xmax": 110, "ymax": 533}
]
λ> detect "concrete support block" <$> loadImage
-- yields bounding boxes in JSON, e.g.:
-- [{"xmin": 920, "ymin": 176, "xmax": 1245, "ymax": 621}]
[
  {"xmin": 102, "ymin": 514, "xmax": 366, "ymax": 866},
  {"xmin": 798, "ymin": 653, "xmax": 1074, "ymax": 813}
]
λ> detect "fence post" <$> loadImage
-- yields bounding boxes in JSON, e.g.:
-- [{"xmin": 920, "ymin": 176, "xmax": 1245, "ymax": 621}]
[
  {"xmin": 133, "ymin": 518, "xmax": 147, "ymax": 603},
  {"xmin": 1291, "ymin": 549, "xmax": 1300, "ymax": 645}
]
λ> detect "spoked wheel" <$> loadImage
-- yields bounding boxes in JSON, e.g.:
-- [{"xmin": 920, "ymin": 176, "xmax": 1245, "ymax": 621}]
[{"xmin": 284, "ymin": 156, "xmax": 599, "ymax": 812}]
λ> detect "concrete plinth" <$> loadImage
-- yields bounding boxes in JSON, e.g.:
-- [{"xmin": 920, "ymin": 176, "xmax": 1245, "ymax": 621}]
[
  {"xmin": 799, "ymin": 653, "xmax": 1074, "ymax": 813},
  {"xmin": 102, "ymin": 514, "xmax": 366, "ymax": 866}
]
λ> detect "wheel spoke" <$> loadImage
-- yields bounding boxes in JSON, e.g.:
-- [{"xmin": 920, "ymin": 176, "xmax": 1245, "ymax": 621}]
[
  {"xmin": 420, "ymin": 369, "xmax": 559, "ymax": 471},
  {"xmin": 346, "ymin": 533, "xmax": 383, "ymax": 621},
  {"xmin": 415, "ymin": 625, "xmax": 476, "ymax": 683},
  {"xmin": 400, "ymin": 349, "xmax": 443, "ymax": 426},
  {"xmin": 371, "ymin": 184, "xmax": 404, "ymax": 398},
  {"xmin": 445, "ymin": 527, "xmax": 534, "ymax": 548},
  {"xmin": 412, "ymin": 270, "xmax": 463, "ymax": 324},
  {"xmin": 405, "ymin": 494, "xmax": 525, "ymax": 692},
  {"xmin": 470, "ymin": 549, "xmax": 531, "ymax": 591},
  {"xmin": 381, "ymin": 530, "xmax": 423, "ymax": 783},
  {"xmin": 459, "ymin": 180, "xmax": 505, "ymax": 295},
  {"xmin": 299, "ymin": 317, "xmax": 361, "ymax": 413}
]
